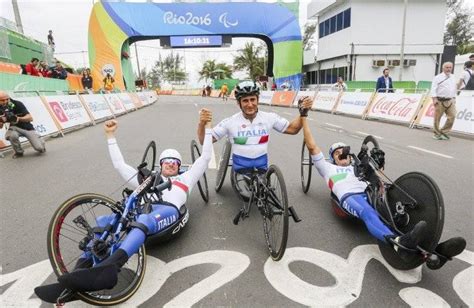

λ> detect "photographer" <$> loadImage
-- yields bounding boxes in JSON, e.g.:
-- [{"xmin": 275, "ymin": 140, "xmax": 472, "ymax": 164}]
[{"xmin": 0, "ymin": 91, "xmax": 45, "ymax": 158}]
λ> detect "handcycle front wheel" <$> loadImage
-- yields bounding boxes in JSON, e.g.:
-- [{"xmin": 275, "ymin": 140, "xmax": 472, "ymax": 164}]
[
  {"xmin": 377, "ymin": 172, "xmax": 444, "ymax": 270},
  {"xmin": 362, "ymin": 135, "xmax": 380, "ymax": 149},
  {"xmin": 141, "ymin": 140, "xmax": 156, "ymax": 171},
  {"xmin": 263, "ymin": 165, "xmax": 289, "ymax": 261},
  {"xmin": 47, "ymin": 193, "xmax": 146, "ymax": 305},
  {"xmin": 215, "ymin": 140, "xmax": 232, "ymax": 192},
  {"xmin": 190, "ymin": 139, "xmax": 209, "ymax": 203},
  {"xmin": 300, "ymin": 141, "xmax": 313, "ymax": 193}
]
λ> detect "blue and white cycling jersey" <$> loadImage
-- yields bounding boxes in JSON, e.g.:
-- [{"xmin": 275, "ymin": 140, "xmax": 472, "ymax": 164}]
[{"xmin": 211, "ymin": 111, "xmax": 289, "ymax": 171}]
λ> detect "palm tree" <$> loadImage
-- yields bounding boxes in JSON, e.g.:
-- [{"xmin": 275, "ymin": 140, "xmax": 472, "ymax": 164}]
[
  {"xmin": 233, "ymin": 42, "xmax": 265, "ymax": 80},
  {"xmin": 199, "ymin": 60, "xmax": 233, "ymax": 82}
]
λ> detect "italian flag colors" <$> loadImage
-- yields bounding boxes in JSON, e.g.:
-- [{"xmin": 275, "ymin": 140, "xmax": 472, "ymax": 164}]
[
  {"xmin": 328, "ymin": 173, "xmax": 348, "ymax": 190},
  {"xmin": 233, "ymin": 135, "xmax": 269, "ymax": 145}
]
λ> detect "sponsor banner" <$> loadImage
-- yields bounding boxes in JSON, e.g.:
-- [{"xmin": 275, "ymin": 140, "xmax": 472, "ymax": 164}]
[
  {"xmin": 116, "ymin": 93, "xmax": 136, "ymax": 111},
  {"xmin": 103, "ymin": 93, "xmax": 127, "ymax": 115},
  {"xmin": 259, "ymin": 91, "xmax": 274, "ymax": 105},
  {"xmin": 136, "ymin": 92, "xmax": 150, "ymax": 105},
  {"xmin": 293, "ymin": 91, "xmax": 317, "ymax": 107},
  {"xmin": 271, "ymin": 91, "xmax": 296, "ymax": 107},
  {"xmin": 416, "ymin": 92, "xmax": 474, "ymax": 135},
  {"xmin": 336, "ymin": 92, "xmax": 374, "ymax": 116},
  {"xmin": 146, "ymin": 90, "xmax": 158, "ymax": 103},
  {"xmin": 80, "ymin": 94, "xmax": 114, "ymax": 120},
  {"xmin": 210, "ymin": 90, "xmax": 220, "ymax": 98},
  {"xmin": 128, "ymin": 93, "xmax": 144, "ymax": 108},
  {"xmin": 43, "ymin": 95, "xmax": 92, "ymax": 130},
  {"xmin": 367, "ymin": 93, "xmax": 423, "ymax": 124},
  {"xmin": 313, "ymin": 91, "xmax": 341, "ymax": 112}
]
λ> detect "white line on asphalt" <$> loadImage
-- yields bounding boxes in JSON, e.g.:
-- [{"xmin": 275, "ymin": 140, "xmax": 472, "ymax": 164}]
[
  {"xmin": 307, "ymin": 118, "xmax": 315, "ymax": 121},
  {"xmin": 407, "ymin": 146, "xmax": 453, "ymax": 159},
  {"xmin": 456, "ymin": 249, "xmax": 474, "ymax": 265},
  {"xmin": 356, "ymin": 131, "xmax": 384, "ymax": 139},
  {"xmin": 208, "ymin": 144, "xmax": 217, "ymax": 169},
  {"xmin": 324, "ymin": 127, "xmax": 338, "ymax": 132},
  {"xmin": 194, "ymin": 103, "xmax": 198, "ymax": 107},
  {"xmin": 325, "ymin": 123, "xmax": 343, "ymax": 128},
  {"xmin": 283, "ymin": 112, "xmax": 293, "ymax": 116}
]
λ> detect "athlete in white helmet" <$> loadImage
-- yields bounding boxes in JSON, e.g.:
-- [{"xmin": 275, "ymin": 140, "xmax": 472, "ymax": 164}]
[
  {"xmin": 299, "ymin": 99, "xmax": 465, "ymax": 269},
  {"xmin": 54, "ymin": 111, "xmax": 213, "ymax": 292}
]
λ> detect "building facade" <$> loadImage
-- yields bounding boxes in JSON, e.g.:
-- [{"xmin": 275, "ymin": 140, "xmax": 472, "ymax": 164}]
[{"xmin": 303, "ymin": 0, "xmax": 447, "ymax": 86}]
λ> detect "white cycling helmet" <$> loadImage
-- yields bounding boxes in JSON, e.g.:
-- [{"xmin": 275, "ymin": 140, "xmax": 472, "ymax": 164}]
[
  {"xmin": 328, "ymin": 142, "xmax": 347, "ymax": 163},
  {"xmin": 159, "ymin": 149, "xmax": 182, "ymax": 165}
]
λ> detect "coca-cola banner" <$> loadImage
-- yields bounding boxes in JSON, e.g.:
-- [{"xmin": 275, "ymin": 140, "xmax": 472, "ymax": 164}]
[
  {"xmin": 313, "ymin": 91, "xmax": 341, "ymax": 112},
  {"xmin": 259, "ymin": 91, "xmax": 274, "ymax": 105},
  {"xmin": 336, "ymin": 92, "xmax": 374, "ymax": 116},
  {"xmin": 367, "ymin": 93, "xmax": 423, "ymax": 124},
  {"xmin": 43, "ymin": 95, "xmax": 92, "ymax": 130},
  {"xmin": 293, "ymin": 91, "xmax": 317, "ymax": 107},
  {"xmin": 416, "ymin": 92, "xmax": 474, "ymax": 135},
  {"xmin": 80, "ymin": 94, "xmax": 114, "ymax": 121},
  {"xmin": 103, "ymin": 94, "xmax": 127, "ymax": 115}
]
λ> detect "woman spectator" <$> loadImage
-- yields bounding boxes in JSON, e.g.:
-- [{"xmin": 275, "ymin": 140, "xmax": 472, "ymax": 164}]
[
  {"xmin": 81, "ymin": 69, "xmax": 93, "ymax": 90},
  {"xmin": 38, "ymin": 61, "xmax": 52, "ymax": 78},
  {"xmin": 103, "ymin": 73, "xmax": 115, "ymax": 92}
]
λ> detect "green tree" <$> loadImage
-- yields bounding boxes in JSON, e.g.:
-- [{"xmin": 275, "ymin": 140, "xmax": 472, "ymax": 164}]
[
  {"xmin": 199, "ymin": 59, "xmax": 233, "ymax": 81},
  {"xmin": 444, "ymin": 0, "xmax": 473, "ymax": 54},
  {"xmin": 147, "ymin": 52, "xmax": 187, "ymax": 85},
  {"xmin": 233, "ymin": 42, "xmax": 265, "ymax": 80},
  {"xmin": 302, "ymin": 22, "xmax": 317, "ymax": 51}
]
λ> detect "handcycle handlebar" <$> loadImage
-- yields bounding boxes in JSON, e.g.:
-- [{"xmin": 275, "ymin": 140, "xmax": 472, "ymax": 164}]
[
  {"xmin": 339, "ymin": 146, "xmax": 381, "ymax": 184},
  {"xmin": 135, "ymin": 162, "xmax": 172, "ymax": 198}
]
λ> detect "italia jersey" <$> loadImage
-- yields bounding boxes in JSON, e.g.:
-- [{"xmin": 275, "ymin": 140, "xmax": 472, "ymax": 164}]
[
  {"xmin": 212, "ymin": 111, "xmax": 289, "ymax": 170},
  {"xmin": 311, "ymin": 152, "xmax": 367, "ymax": 200}
]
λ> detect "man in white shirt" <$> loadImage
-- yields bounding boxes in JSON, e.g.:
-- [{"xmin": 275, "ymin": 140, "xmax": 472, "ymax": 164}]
[
  {"xmin": 457, "ymin": 61, "xmax": 473, "ymax": 91},
  {"xmin": 430, "ymin": 62, "xmax": 457, "ymax": 140},
  {"xmin": 332, "ymin": 77, "xmax": 347, "ymax": 92}
]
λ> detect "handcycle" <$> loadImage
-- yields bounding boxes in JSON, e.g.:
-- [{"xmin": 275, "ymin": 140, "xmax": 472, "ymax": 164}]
[
  {"xmin": 35, "ymin": 140, "xmax": 208, "ymax": 306},
  {"xmin": 215, "ymin": 140, "xmax": 301, "ymax": 261},
  {"xmin": 300, "ymin": 135, "xmax": 448, "ymax": 270}
]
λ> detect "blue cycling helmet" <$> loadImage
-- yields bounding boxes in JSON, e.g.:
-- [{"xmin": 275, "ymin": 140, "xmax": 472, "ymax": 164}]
[
  {"xmin": 235, "ymin": 81, "xmax": 260, "ymax": 101},
  {"xmin": 329, "ymin": 142, "xmax": 347, "ymax": 163}
]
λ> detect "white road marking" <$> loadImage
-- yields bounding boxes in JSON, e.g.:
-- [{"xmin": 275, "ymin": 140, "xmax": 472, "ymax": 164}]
[
  {"xmin": 399, "ymin": 287, "xmax": 450, "ymax": 307},
  {"xmin": 356, "ymin": 131, "xmax": 384, "ymax": 139},
  {"xmin": 325, "ymin": 122, "xmax": 343, "ymax": 128},
  {"xmin": 407, "ymin": 146, "xmax": 454, "ymax": 159},
  {"xmin": 208, "ymin": 144, "xmax": 217, "ymax": 169},
  {"xmin": 283, "ymin": 112, "xmax": 293, "ymax": 116},
  {"xmin": 194, "ymin": 103, "xmax": 198, "ymax": 107},
  {"xmin": 324, "ymin": 127, "xmax": 338, "ymax": 132},
  {"xmin": 456, "ymin": 249, "xmax": 474, "ymax": 265},
  {"xmin": 307, "ymin": 117, "xmax": 315, "ymax": 121}
]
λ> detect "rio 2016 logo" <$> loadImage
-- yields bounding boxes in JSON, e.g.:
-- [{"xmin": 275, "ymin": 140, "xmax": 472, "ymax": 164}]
[{"xmin": 163, "ymin": 11, "xmax": 238, "ymax": 28}]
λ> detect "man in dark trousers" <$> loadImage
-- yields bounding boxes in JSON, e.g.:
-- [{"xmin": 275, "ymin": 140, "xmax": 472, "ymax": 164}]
[
  {"xmin": 0, "ymin": 91, "xmax": 45, "ymax": 158},
  {"xmin": 376, "ymin": 68, "xmax": 394, "ymax": 93}
]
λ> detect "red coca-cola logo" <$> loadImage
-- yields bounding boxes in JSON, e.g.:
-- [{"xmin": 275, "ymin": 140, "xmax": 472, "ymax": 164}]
[
  {"xmin": 425, "ymin": 103, "xmax": 436, "ymax": 117},
  {"xmin": 371, "ymin": 96, "xmax": 416, "ymax": 118}
]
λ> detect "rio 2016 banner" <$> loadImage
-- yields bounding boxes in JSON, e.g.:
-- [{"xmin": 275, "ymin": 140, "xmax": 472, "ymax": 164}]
[
  {"xmin": 293, "ymin": 91, "xmax": 317, "ymax": 107},
  {"xmin": 313, "ymin": 91, "xmax": 341, "ymax": 112},
  {"xmin": 336, "ymin": 92, "xmax": 374, "ymax": 117},
  {"xmin": 271, "ymin": 91, "xmax": 297, "ymax": 107},
  {"xmin": 259, "ymin": 91, "xmax": 275, "ymax": 105},
  {"xmin": 416, "ymin": 91, "xmax": 474, "ymax": 135},
  {"xmin": 366, "ymin": 93, "xmax": 423, "ymax": 124}
]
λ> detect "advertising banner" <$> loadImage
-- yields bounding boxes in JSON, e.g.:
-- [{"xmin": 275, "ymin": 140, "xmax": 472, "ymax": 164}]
[
  {"xmin": 116, "ymin": 93, "xmax": 136, "ymax": 111},
  {"xmin": 336, "ymin": 92, "xmax": 374, "ymax": 116},
  {"xmin": 271, "ymin": 91, "xmax": 296, "ymax": 107},
  {"xmin": 293, "ymin": 91, "xmax": 317, "ymax": 107},
  {"xmin": 313, "ymin": 91, "xmax": 341, "ymax": 112},
  {"xmin": 366, "ymin": 93, "xmax": 423, "ymax": 124},
  {"xmin": 80, "ymin": 94, "xmax": 114, "ymax": 120},
  {"xmin": 136, "ymin": 92, "xmax": 150, "ymax": 105},
  {"xmin": 103, "ymin": 94, "xmax": 127, "ymax": 115},
  {"xmin": 127, "ymin": 93, "xmax": 144, "ymax": 108},
  {"xmin": 416, "ymin": 92, "xmax": 474, "ymax": 135},
  {"xmin": 259, "ymin": 91, "xmax": 274, "ymax": 105},
  {"xmin": 43, "ymin": 95, "xmax": 92, "ymax": 130}
]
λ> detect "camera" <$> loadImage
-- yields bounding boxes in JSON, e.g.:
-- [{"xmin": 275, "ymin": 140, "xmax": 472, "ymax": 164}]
[{"xmin": 0, "ymin": 105, "xmax": 17, "ymax": 123}]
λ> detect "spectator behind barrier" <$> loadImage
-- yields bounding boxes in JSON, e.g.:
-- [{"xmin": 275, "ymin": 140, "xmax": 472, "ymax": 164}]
[
  {"xmin": 332, "ymin": 77, "xmax": 348, "ymax": 92},
  {"xmin": 38, "ymin": 61, "xmax": 52, "ymax": 78},
  {"xmin": 81, "ymin": 69, "xmax": 93, "ymax": 90},
  {"xmin": 0, "ymin": 91, "xmax": 46, "ymax": 158},
  {"xmin": 376, "ymin": 68, "xmax": 394, "ymax": 93},
  {"xmin": 103, "ymin": 73, "xmax": 115, "ymax": 92},
  {"xmin": 51, "ymin": 61, "xmax": 68, "ymax": 80},
  {"xmin": 457, "ymin": 61, "xmax": 474, "ymax": 91},
  {"xmin": 25, "ymin": 58, "xmax": 40, "ymax": 77},
  {"xmin": 469, "ymin": 54, "xmax": 474, "ymax": 62}
]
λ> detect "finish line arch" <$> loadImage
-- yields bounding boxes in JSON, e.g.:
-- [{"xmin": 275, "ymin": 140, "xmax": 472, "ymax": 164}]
[{"xmin": 88, "ymin": 1, "xmax": 302, "ymax": 91}]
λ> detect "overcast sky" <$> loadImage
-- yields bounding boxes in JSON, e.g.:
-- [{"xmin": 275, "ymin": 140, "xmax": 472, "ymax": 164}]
[{"xmin": 0, "ymin": 0, "xmax": 312, "ymax": 87}]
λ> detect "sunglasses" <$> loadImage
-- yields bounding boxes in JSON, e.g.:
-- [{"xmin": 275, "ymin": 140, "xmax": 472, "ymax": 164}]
[{"xmin": 161, "ymin": 158, "xmax": 180, "ymax": 166}]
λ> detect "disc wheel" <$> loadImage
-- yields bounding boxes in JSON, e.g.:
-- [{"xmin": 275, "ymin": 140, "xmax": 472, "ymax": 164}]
[
  {"xmin": 300, "ymin": 141, "xmax": 313, "ymax": 193},
  {"xmin": 215, "ymin": 140, "xmax": 231, "ymax": 192},
  {"xmin": 190, "ymin": 139, "xmax": 209, "ymax": 203},
  {"xmin": 47, "ymin": 194, "xmax": 146, "ymax": 305},
  {"xmin": 263, "ymin": 165, "xmax": 289, "ymax": 261},
  {"xmin": 377, "ymin": 172, "xmax": 444, "ymax": 270}
]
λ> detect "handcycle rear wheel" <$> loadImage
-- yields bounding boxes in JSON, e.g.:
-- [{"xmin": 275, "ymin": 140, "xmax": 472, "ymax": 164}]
[
  {"xmin": 190, "ymin": 139, "xmax": 209, "ymax": 203},
  {"xmin": 377, "ymin": 172, "xmax": 444, "ymax": 270},
  {"xmin": 215, "ymin": 140, "xmax": 232, "ymax": 192},
  {"xmin": 263, "ymin": 165, "xmax": 289, "ymax": 261},
  {"xmin": 47, "ymin": 194, "xmax": 146, "ymax": 305},
  {"xmin": 300, "ymin": 141, "xmax": 313, "ymax": 193}
]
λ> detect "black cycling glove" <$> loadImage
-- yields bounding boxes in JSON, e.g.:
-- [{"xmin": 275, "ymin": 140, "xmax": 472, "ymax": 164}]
[{"xmin": 298, "ymin": 96, "xmax": 309, "ymax": 117}]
